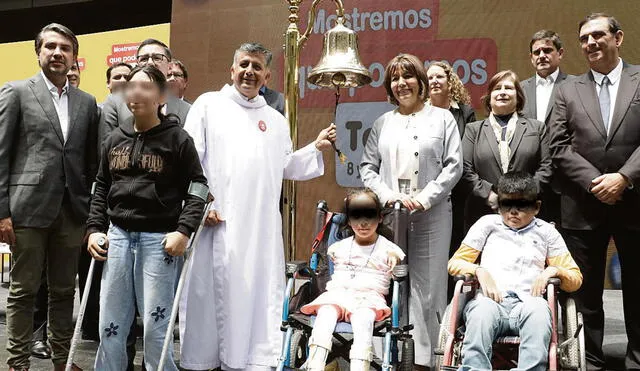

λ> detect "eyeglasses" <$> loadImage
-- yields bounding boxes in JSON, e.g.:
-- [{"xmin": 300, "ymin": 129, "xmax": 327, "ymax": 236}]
[
  {"xmin": 498, "ymin": 199, "xmax": 538, "ymax": 212},
  {"xmin": 347, "ymin": 207, "xmax": 379, "ymax": 220},
  {"xmin": 137, "ymin": 53, "xmax": 168, "ymax": 64},
  {"xmin": 167, "ymin": 72, "xmax": 184, "ymax": 79}
]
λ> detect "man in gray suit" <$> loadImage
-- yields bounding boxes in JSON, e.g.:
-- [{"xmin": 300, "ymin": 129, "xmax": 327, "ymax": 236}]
[
  {"xmin": 99, "ymin": 38, "xmax": 191, "ymax": 144},
  {"xmin": 549, "ymin": 13, "xmax": 640, "ymax": 370},
  {"xmin": 520, "ymin": 30, "xmax": 572, "ymax": 223},
  {"xmin": 168, "ymin": 59, "xmax": 189, "ymax": 103},
  {"xmin": 0, "ymin": 23, "xmax": 98, "ymax": 371}
]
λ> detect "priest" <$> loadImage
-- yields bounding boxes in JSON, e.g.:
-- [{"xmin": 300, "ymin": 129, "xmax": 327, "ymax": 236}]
[{"xmin": 179, "ymin": 42, "xmax": 336, "ymax": 371}]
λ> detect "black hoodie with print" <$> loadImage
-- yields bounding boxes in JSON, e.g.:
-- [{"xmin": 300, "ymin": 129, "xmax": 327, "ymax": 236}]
[{"xmin": 87, "ymin": 116, "xmax": 207, "ymax": 237}]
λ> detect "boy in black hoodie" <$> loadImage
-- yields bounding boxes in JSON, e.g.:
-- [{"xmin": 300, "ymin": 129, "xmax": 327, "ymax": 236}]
[{"xmin": 86, "ymin": 65, "xmax": 207, "ymax": 371}]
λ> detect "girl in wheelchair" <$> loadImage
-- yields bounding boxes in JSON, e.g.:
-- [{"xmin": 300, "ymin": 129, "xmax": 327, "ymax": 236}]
[
  {"xmin": 300, "ymin": 189, "xmax": 405, "ymax": 371},
  {"xmin": 448, "ymin": 172, "xmax": 583, "ymax": 371}
]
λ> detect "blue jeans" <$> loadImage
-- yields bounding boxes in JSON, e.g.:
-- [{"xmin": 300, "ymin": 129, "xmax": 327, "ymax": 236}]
[
  {"xmin": 459, "ymin": 293, "xmax": 551, "ymax": 371},
  {"xmin": 94, "ymin": 224, "xmax": 179, "ymax": 371}
]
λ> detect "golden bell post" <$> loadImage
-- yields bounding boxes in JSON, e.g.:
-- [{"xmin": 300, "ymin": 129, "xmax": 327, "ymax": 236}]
[{"xmin": 283, "ymin": 0, "xmax": 372, "ymax": 261}]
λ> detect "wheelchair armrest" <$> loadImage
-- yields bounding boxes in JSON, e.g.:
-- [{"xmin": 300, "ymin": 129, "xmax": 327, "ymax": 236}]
[
  {"xmin": 285, "ymin": 261, "xmax": 309, "ymax": 278},
  {"xmin": 454, "ymin": 274, "xmax": 477, "ymax": 283},
  {"xmin": 547, "ymin": 277, "xmax": 561, "ymax": 287},
  {"xmin": 392, "ymin": 264, "xmax": 408, "ymax": 280}
]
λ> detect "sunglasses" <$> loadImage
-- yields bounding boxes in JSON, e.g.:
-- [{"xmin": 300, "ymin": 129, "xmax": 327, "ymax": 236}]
[
  {"xmin": 347, "ymin": 207, "xmax": 379, "ymax": 220},
  {"xmin": 498, "ymin": 198, "xmax": 538, "ymax": 211}
]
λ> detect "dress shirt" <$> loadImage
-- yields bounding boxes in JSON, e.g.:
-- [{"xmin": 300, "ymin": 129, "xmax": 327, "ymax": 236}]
[
  {"xmin": 591, "ymin": 58, "xmax": 623, "ymax": 131},
  {"xmin": 535, "ymin": 68, "xmax": 559, "ymax": 121},
  {"xmin": 41, "ymin": 71, "xmax": 70, "ymax": 142}
]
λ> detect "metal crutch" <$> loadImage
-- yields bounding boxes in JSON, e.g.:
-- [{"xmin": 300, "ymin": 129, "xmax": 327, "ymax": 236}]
[
  {"xmin": 65, "ymin": 237, "xmax": 104, "ymax": 371},
  {"xmin": 66, "ymin": 183, "xmax": 103, "ymax": 371},
  {"xmin": 158, "ymin": 183, "xmax": 212, "ymax": 370}
]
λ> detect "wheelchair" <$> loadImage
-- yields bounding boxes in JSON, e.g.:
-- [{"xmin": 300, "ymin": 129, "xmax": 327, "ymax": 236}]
[
  {"xmin": 435, "ymin": 274, "xmax": 587, "ymax": 371},
  {"xmin": 276, "ymin": 200, "xmax": 415, "ymax": 371}
]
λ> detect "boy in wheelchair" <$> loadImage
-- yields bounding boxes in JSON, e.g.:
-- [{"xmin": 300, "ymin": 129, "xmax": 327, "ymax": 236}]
[{"xmin": 448, "ymin": 172, "xmax": 583, "ymax": 371}]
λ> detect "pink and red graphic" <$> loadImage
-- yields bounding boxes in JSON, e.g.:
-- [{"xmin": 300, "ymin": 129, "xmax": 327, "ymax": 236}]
[{"xmin": 278, "ymin": 0, "xmax": 498, "ymax": 110}]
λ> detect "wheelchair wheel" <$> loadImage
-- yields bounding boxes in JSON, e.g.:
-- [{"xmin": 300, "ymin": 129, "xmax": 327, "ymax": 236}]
[
  {"xmin": 399, "ymin": 338, "xmax": 414, "ymax": 371},
  {"xmin": 434, "ymin": 304, "xmax": 454, "ymax": 370},
  {"xmin": 288, "ymin": 329, "xmax": 308, "ymax": 368},
  {"xmin": 577, "ymin": 312, "xmax": 587, "ymax": 371},
  {"xmin": 561, "ymin": 298, "xmax": 581, "ymax": 370}
]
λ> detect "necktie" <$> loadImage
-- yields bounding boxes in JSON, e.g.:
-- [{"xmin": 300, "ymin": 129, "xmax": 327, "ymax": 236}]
[{"xmin": 599, "ymin": 76, "xmax": 611, "ymax": 133}]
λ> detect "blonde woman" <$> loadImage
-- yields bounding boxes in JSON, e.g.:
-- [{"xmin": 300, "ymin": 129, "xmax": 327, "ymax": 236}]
[{"xmin": 426, "ymin": 61, "xmax": 476, "ymax": 272}]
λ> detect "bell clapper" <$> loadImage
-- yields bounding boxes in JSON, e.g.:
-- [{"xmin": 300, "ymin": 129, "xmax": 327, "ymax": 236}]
[{"xmin": 332, "ymin": 83, "xmax": 348, "ymax": 164}]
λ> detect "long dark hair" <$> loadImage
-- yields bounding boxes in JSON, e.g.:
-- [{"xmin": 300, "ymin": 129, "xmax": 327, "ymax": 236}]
[
  {"xmin": 342, "ymin": 188, "xmax": 394, "ymax": 241},
  {"xmin": 125, "ymin": 65, "xmax": 180, "ymax": 124}
]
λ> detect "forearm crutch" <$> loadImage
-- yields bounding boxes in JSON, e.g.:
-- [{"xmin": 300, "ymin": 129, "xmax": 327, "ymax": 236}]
[
  {"xmin": 66, "ymin": 183, "xmax": 103, "ymax": 371},
  {"xmin": 65, "ymin": 237, "xmax": 104, "ymax": 371},
  {"xmin": 158, "ymin": 183, "xmax": 212, "ymax": 370}
]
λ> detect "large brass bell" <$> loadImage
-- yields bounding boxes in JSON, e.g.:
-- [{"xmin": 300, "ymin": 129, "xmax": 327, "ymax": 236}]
[{"xmin": 308, "ymin": 16, "xmax": 372, "ymax": 88}]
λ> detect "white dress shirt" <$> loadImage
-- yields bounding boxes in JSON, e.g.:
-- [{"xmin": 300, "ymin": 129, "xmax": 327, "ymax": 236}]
[
  {"xmin": 463, "ymin": 214, "xmax": 570, "ymax": 298},
  {"xmin": 41, "ymin": 71, "xmax": 70, "ymax": 142},
  {"xmin": 592, "ymin": 58, "xmax": 623, "ymax": 132},
  {"xmin": 535, "ymin": 68, "xmax": 559, "ymax": 121}
]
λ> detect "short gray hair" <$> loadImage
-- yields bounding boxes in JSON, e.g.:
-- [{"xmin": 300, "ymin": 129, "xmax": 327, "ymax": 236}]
[{"xmin": 233, "ymin": 42, "xmax": 273, "ymax": 67}]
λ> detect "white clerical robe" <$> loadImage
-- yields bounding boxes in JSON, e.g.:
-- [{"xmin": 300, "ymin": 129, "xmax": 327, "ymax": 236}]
[{"xmin": 179, "ymin": 84, "xmax": 324, "ymax": 370}]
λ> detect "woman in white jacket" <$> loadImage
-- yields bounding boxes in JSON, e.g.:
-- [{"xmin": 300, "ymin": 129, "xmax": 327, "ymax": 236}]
[{"xmin": 360, "ymin": 53, "xmax": 462, "ymax": 370}]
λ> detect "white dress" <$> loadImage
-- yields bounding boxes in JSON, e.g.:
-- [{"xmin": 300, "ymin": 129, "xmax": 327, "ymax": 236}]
[
  {"xmin": 179, "ymin": 84, "xmax": 325, "ymax": 370},
  {"xmin": 301, "ymin": 235, "xmax": 405, "ymax": 321}
]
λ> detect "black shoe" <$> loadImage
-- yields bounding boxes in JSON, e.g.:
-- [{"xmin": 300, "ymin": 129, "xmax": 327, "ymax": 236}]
[{"xmin": 30, "ymin": 340, "xmax": 52, "ymax": 359}]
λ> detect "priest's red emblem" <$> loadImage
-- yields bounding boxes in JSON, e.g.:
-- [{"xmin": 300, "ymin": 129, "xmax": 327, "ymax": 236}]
[{"xmin": 258, "ymin": 120, "xmax": 267, "ymax": 132}]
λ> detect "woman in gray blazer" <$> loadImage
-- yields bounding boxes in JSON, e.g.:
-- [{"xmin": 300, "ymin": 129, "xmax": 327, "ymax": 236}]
[
  {"xmin": 461, "ymin": 70, "xmax": 552, "ymax": 229},
  {"xmin": 360, "ymin": 54, "xmax": 462, "ymax": 369}
]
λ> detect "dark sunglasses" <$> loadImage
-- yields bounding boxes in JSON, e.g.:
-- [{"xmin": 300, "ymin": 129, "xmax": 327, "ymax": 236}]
[
  {"xmin": 498, "ymin": 198, "xmax": 538, "ymax": 211},
  {"xmin": 347, "ymin": 207, "xmax": 379, "ymax": 220}
]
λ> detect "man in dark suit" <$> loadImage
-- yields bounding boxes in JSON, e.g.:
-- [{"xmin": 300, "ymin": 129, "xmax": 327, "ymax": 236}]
[
  {"xmin": 0, "ymin": 23, "xmax": 98, "ymax": 371},
  {"xmin": 521, "ymin": 30, "xmax": 572, "ymax": 223},
  {"xmin": 99, "ymin": 39, "xmax": 191, "ymax": 144},
  {"xmin": 256, "ymin": 45, "xmax": 285, "ymax": 116},
  {"xmin": 549, "ymin": 13, "xmax": 640, "ymax": 370},
  {"xmin": 261, "ymin": 85, "xmax": 285, "ymax": 116},
  {"xmin": 521, "ymin": 30, "xmax": 572, "ymax": 124}
]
